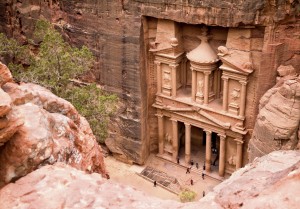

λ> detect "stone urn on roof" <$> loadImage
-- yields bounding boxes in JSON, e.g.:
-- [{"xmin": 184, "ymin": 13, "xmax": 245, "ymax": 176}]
[{"xmin": 186, "ymin": 26, "xmax": 219, "ymax": 105}]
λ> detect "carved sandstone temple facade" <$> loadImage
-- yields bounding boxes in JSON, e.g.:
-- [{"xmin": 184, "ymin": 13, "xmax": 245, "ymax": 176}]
[{"xmin": 148, "ymin": 19, "xmax": 258, "ymax": 177}]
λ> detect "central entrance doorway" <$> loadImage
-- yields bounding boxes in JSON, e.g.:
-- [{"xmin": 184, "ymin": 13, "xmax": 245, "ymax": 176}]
[{"xmin": 177, "ymin": 122, "xmax": 220, "ymax": 174}]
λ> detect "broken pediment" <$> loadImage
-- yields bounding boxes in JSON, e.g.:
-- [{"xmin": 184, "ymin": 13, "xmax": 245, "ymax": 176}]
[{"xmin": 218, "ymin": 46, "xmax": 253, "ymax": 75}]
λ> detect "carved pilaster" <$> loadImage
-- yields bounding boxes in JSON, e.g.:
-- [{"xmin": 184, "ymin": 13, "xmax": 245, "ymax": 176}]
[
  {"xmin": 155, "ymin": 61, "xmax": 162, "ymax": 94},
  {"xmin": 156, "ymin": 114, "xmax": 164, "ymax": 155},
  {"xmin": 235, "ymin": 139, "xmax": 243, "ymax": 169},
  {"xmin": 239, "ymin": 81, "xmax": 247, "ymax": 117},
  {"xmin": 222, "ymin": 76, "xmax": 229, "ymax": 112}
]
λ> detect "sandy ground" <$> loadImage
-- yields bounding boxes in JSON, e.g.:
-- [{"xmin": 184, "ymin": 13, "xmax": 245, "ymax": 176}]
[{"xmin": 105, "ymin": 154, "xmax": 221, "ymax": 202}]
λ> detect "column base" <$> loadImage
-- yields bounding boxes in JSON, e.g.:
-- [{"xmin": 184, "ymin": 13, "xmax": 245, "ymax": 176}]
[
  {"xmin": 185, "ymin": 154, "xmax": 191, "ymax": 165},
  {"xmin": 205, "ymin": 160, "xmax": 211, "ymax": 172}
]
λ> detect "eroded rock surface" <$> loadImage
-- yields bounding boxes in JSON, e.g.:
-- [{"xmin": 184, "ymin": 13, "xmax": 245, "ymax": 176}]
[
  {"xmin": 0, "ymin": 62, "xmax": 107, "ymax": 187},
  {"xmin": 249, "ymin": 74, "xmax": 300, "ymax": 162},
  {"xmin": 0, "ymin": 0, "xmax": 299, "ymax": 165},
  {"xmin": 0, "ymin": 150, "xmax": 299, "ymax": 209}
]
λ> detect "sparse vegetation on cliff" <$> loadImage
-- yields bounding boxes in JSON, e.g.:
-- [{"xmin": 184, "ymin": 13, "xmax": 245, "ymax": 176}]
[{"xmin": 0, "ymin": 19, "xmax": 117, "ymax": 143}]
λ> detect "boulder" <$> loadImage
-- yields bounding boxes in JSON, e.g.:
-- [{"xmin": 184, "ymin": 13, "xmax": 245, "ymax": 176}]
[
  {"xmin": 0, "ymin": 151, "xmax": 299, "ymax": 209},
  {"xmin": 249, "ymin": 76, "xmax": 300, "ymax": 162},
  {"xmin": 0, "ymin": 62, "xmax": 107, "ymax": 187},
  {"xmin": 0, "ymin": 63, "xmax": 12, "ymax": 87}
]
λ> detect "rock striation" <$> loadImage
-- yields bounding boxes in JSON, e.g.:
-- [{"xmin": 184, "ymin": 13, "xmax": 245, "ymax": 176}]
[
  {"xmin": 0, "ymin": 150, "xmax": 299, "ymax": 209},
  {"xmin": 249, "ymin": 71, "xmax": 300, "ymax": 162},
  {"xmin": 0, "ymin": 62, "xmax": 107, "ymax": 187}
]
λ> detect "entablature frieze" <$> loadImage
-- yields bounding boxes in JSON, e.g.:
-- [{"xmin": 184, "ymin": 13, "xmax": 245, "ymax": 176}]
[
  {"xmin": 221, "ymin": 71, "xmax": 248, "ymax": 82},
  {"xmin": 155, "ymin": 52, "xmax": 185, "ymax": 65},
  {"xmin": 154, "ymin": 94, "xmax": 246, "ymax": 121}
]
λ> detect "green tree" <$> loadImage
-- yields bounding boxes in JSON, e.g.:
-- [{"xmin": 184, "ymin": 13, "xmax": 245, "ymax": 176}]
[{"xmin": 0, "ymin": 19, "xmax": 117, "ymax": 143}]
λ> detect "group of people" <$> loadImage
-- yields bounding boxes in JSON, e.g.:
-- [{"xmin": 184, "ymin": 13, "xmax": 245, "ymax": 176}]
[{"xmin": 153, "ymin": 157, "xmax": 209, "ymax": 197}]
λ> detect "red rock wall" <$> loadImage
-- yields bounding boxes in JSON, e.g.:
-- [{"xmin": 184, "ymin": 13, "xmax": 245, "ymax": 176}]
[{"xmin": 0, "ymin": 0, "xmax": 299, "ymax": 164}]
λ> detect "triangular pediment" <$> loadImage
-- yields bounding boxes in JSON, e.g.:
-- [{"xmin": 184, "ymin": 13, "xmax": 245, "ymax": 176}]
[
  {"xmin": 218, "ymin": 48, "xmax": 253, "ymax": 75},
  {"xmin": 197, "ymin": 110, "xmax": 231, "ymax": 129}
]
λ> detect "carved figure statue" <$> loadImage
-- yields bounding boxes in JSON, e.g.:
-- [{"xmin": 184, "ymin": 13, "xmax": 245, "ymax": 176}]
[
  {"xmin": 228, "ymin": 155, "xmax": 236, "ymax": 166},
  {"xmin": 163, "ymin": 73, "xmax": 171, "ymax": 86},
  {"xmin": 197, "ymin": 80, "xmax": 204, "ymax": 94},
  {"xmin": 165, "ymin": 133, "xmax": 172, "ymax": 144},
  {"xmin": 230, "ymin": 88, "xmax": 240, "ymax": 103}
]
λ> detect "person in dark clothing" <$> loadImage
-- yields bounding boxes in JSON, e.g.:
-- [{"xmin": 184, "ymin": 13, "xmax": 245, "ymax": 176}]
[
  {"xmin": 196, "ymin": 162, "xmax": 199, "ymax": 169},
  {"xmin": 203, "ymin": 191, "xmax": 205, "ymax": 197},
  {"xmin": 186, "ymin": 167, "xmax": 190, "ymax": 174},
  {"xmin": 202, "ymin": 173, "xmax": 205, "ymax": 180},
  {"xmin": 177, "ymin": 157, "xmax": 180, "ymax": 164},
  {"xmin": 203, "ymin": 164, "xmax": 206, "ymax": 170},
  {"xmin": 190, "ymin": 159, "xmax": 194, "ymax": 166},
  {"xmin": 190, "ymin": 179, "xmax": 193, "ymax": 185},
  {"xmin": 154, "ymin": 181, "xmax": 157, "ymax": 187}
]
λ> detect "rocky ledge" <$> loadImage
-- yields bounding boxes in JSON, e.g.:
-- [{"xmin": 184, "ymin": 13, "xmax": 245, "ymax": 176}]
[
  {"xmin": 0, "ymin": 62, "xmax": 107, "ymax": 187},
  {"xmin": 0, "ymin": 150, "xmax": 299, "ymax": 209}
]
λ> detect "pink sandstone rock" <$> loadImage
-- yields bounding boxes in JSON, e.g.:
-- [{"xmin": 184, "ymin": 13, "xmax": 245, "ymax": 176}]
[
  {"xmin": 0, "ymin": 62, "xmax": 107, "ymax": 187},
  {"xmin": 249, "ymin": 75, "xmax": 300, "ymax": 161},
  {"xmin": 0, "ymin": 63, "xmax": 12, "ymax": 87},
  {"xmin": 0, "ymin": 150, "xmax": 299, "ymax": 209}
]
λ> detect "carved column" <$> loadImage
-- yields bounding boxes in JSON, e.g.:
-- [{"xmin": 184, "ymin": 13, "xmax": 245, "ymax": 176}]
[
  {"xmin": 219, "ymin": 134, "xmax": 226, "ymax": 176},
  {"xmin": 205, "ymin": 130, "xmax": 212, "ymax": 172},
  {"xmin": 171, "ymin": 64, "xmax": 177, "ymax": 98},
  {"xmin": 157, "ymin": 114, "xmax": 164, "ymax": 155},
  {"xmin": 235, "ymin": 139, "xmax": 243, "ymax": 169},
  {"xmin": 171, "ymin": 119, "xmax": 178, "ymax": 162},
  {"xmin": 185, "ymin": 123, "xmax": 191, "ymax": 164},
  {"xmin": 191, "ymin": 69, "xmax": 197, "ymax": 101},
  {"xmin": 155, "ymin": 61, "xmax": 162, "ymax": 94},
  {"xmin": 222, "ymin": 77, "xmax": 229, "ymax": 112},
  {"xmin": 239, "ymin": 81, "xmax": 247, "ymax": 117},
  {"xmin": 204, "ymin": 72, "xmax": 210, "ymax": 105}
]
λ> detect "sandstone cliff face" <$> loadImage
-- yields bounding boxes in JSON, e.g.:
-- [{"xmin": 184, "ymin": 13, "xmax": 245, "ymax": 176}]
[
  {"xmin": 0, "ymin": 0, "xmax": 299, "ymax": 164},
  {"xmin": 0, "ymin": 62, "xmax": 107, "ymax": 187},
  {"xmin": 249, "ymin": 74, "xmax": 300, "ymax": 162},
  {"xmin": 0, "ymin": 150, "xmax": 299, "ymax": 209}
]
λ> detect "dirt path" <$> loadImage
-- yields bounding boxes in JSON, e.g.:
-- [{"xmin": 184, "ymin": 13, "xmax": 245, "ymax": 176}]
[{"xmin": 105, "ymin": 154, "xmax": 221, "ymax": 202}]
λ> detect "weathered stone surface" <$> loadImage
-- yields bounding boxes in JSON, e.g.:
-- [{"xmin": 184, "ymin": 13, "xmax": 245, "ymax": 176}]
[
  {"xmin": 200, "ymin": 150, "xmax": 300, "ymax": 209},
  {"xmin": 0, "ymin": 89, "xmax": 11, "ymax": 117},
  {"xmin": 0, "ymin": 63, "xmax": 107, "ymax": 187},
  {"xmin": 0, "ymin": 63, "xmax": 12, "ymax": 87},
  {"xmin": 0, "ymin": 0, "xmax": 299, "ymax": 164},
  {"xmin": 0, "ymin": 150, "xmax": 299, "ymax": 209},
  {"xmin": 249, "ymin": 75, "xmax": 300, "ymax": 162}
]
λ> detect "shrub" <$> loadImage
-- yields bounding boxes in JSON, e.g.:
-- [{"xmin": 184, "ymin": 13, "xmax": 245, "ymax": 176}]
[
  {"xmin": 0, "ymin": 19, "xmax": 117, "ymax": 143},
  {"xmin": 179, "ymin": 188, "xmax": 197, "ymax": 203}
]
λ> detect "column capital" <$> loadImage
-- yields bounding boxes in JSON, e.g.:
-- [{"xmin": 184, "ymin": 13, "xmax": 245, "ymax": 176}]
[
  {"xmin": 204, "ymin": 129, "xmax": 212, "ymax": 134},
  {"xmin": 234, "ymin": 138, "xmax": 244, "ymax": 144},
  {"xmin": 184, "ymin": 122, "xmax": 191, "ymax": 127},
  {"xmin": 169, "ymin": 64, "xmax": 179, "ymax": 68},
  {"xmin": 221, "ymin": 75, "xmax": 229, "ymax": 81},
  {"xmin": 170, "ymin": 118, "xmax": 178, "ymax": 122},
  {"xmin": 218, "ymin": 134, "xmax": 226, "ymax": 140},
  {"xmin": 203, "ymin": 71, "xmax": 211, "ymax": 76},
  {"xmin": 154, "ymin": 60, "xmax": 161, "ymax": 65},
  {"xmin": 155, "ymin": 113, "xmax": 164, "ymax": 118},
  {"xmin": 239, "ymin": 80, "xmax": 248, "ymax": 86}
]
